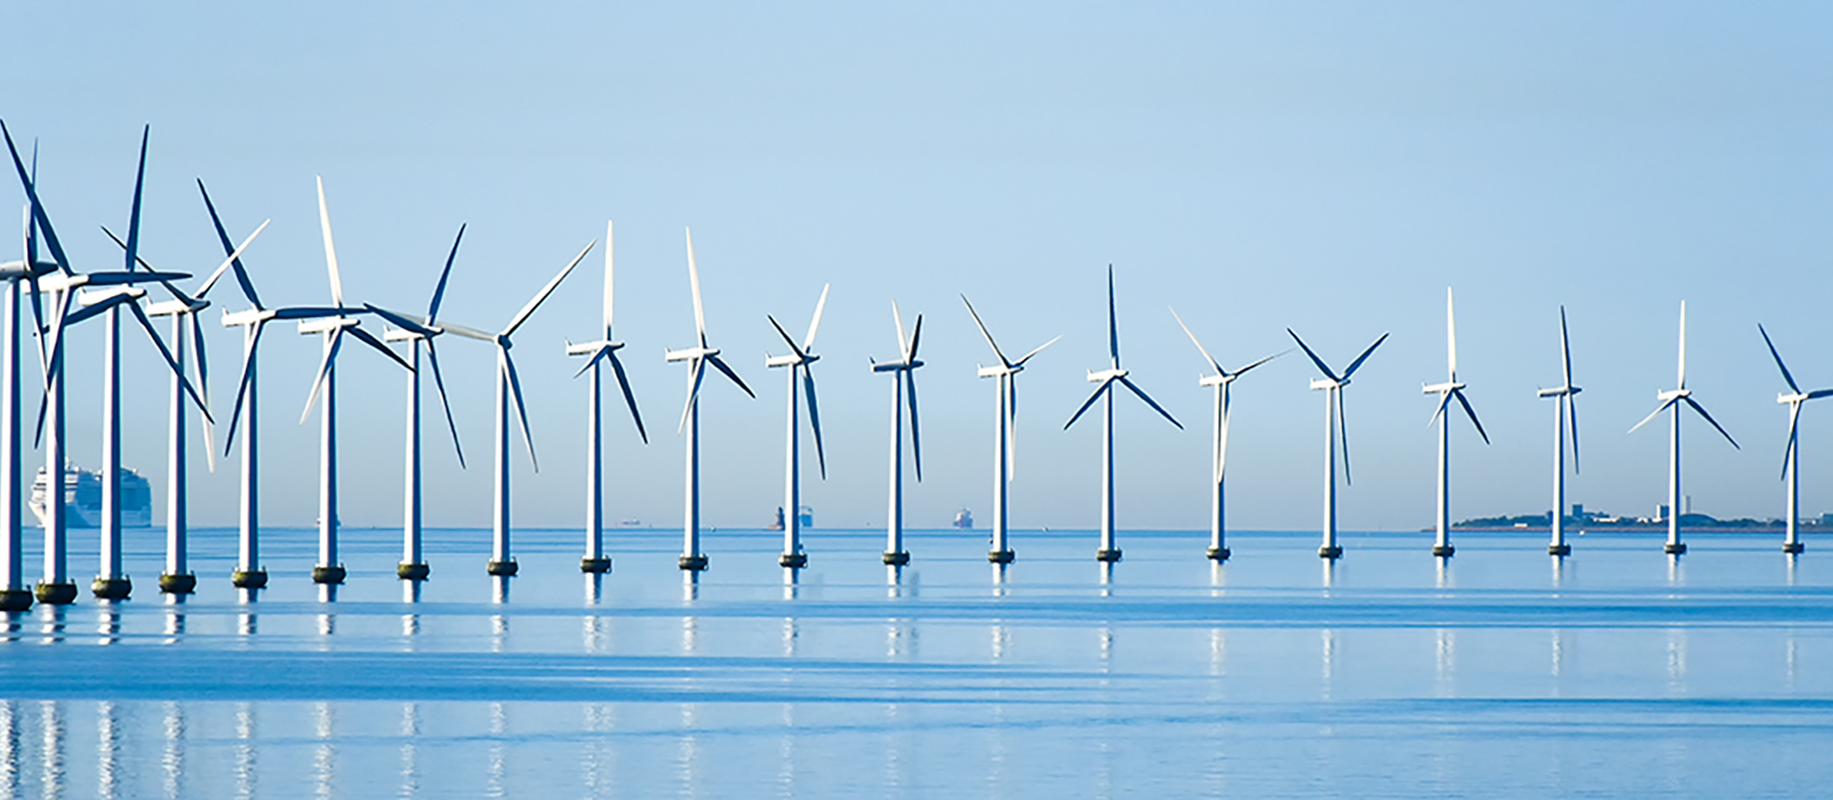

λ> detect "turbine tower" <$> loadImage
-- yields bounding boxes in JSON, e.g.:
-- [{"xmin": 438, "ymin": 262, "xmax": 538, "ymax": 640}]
[
  {"xmin": 1170, "ymin": 308, "xmax": 1278, "ymax": 561},
  {"xmin": 565, "ymin": 220, "xmax": 645, "ymax": 573},
  {"xmin": 299, "ymin": 176, "xmax": 414, "ymax": 585},
  {"xmin": 436, "ymin": 240, "xmax": 590, "ymax": 576},
  {"xmin": 1065, "ymin": 267, "xmax": 1181, "ymax": 563},
  {"xmin": 364, "ymin": 226, "xmax": 469, "ymax": 581},
  {"xmin": 870, "ymin": 303, "xmax": 921, "ymax": 566},
  {"xmin": 0, "ymin": 132, "xmax": 57, "ymax": 611},
  {"xmin": 963, "ymin": 296, "xmax": 1057, "ymax": 564},
  {"xmin": 665, "ymin": 228, "xmax": 753, "ymax": 571},
  {"xmin": 1536, "ymin": 307, "xmax": 1582, "ymax": 556},
  {"xmin": 1288, "ymin": 327, "xmax": 1388, "ymax": 559},
  {"xmin": 1629, "ymin": 301, "xmax": 1738, "ymax": 556},
  {"xmin": 1758, "ymin": 324, "xmax": 1828, "ymax": 554},
  {"xmin": 766, "ymin": 285, "xmax": 829, "ymax": 569},
  {"xmin": 1421, "ymin": 288, "xmax": 1488, "ymax": 559},
  {"xmin": 109, "ymin": 217, "xmax": 268, "ymax": 595}
]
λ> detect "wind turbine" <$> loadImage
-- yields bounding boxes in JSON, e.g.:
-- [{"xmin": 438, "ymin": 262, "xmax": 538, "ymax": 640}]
[
  {"xmin": 0, "ymin": 134, "xmax": 57, "ymax": 612},
  {"xmin": 1064, "ymin": 267, "xmax": 1181, "ymax": 563},
  {"xmin": 106, "ymin": 216, "xmax": 268, "ymax": 595},
  {"xmin": 298, "ymin": 176, "xmax": 414, "ymax": 585},
  {"xmin": 665, "ymin": 228, "xmax": 754, "ymax": 571},
  {"xmin": 766, "ymin": 284, "xmax": 829, "ymax": 568},
  {"xmin": 1758, "ymin": 324, "xmax": 1828, "ymax": 554},
  {"xmin": 1288, "ymin": 327, "xmax": 1388, "ymax": 559},
  {"xmin": 1169, "ymin": 308, "xmax": 1278, "ymax": 561},
  {"xmin": 564, "ymin": 220, "xmax": 645, "ymax": 573},
  {"xmin": 35, "ymin": 126, "xmax": 208, "ymax": 601},
  {"xmin": 435, "ymin": 238, "xmax": 591, "ymax": 575},
  {"xmin": 1629, "ymin": 301, "xmax": 1738, "ymax": 556},
  {"xmin": 363, "ymin": 226, "xmax": 469, "ymax": 581},
  {"xmin": 870, "ymin": 302, "xmax": 921, "ymax": 566},
  {"xmin": 1537, "ymin": 307, "xmax": 1582, "ymax": 556},
  {"xmin": 963, "ymin": 296, "xmax": 1057, "ymax": 564},
  {"xmin": 1421, "ymin": 288, "xmax": 1489, "ymax": 559}
]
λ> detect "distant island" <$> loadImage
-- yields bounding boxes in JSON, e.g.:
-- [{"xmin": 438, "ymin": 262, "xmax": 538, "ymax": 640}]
[{"xmin": 1446, "ymin": 503, "xmax": 1809, "ymax": 533}]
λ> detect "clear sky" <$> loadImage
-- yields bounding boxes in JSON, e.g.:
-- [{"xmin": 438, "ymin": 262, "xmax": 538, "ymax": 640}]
[{"xmin": 5, "ymin": 2, "xmax": 1832, "ymax": 533}]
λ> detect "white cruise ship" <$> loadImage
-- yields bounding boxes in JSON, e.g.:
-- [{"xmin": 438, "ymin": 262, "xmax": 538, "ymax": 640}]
[{"xmin": 29, "ymin": 465, "xmax": 153, "ymax": 528}]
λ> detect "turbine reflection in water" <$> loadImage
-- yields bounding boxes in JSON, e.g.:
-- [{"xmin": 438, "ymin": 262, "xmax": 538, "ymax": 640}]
[
  {"xmin": 160, "ymin": 701, "xmax": 183, "ymax": 800},
  {"xmin": 40, "ymin": 701, "xmax": 63, "ymax": 800},
  {"xmin": 399, "ymin": 702, "xmax": 420, "ymax": 799},
  {"xmin": 95, "ymin": 701, "xmax": 119, "ymax": 800},
  {"xmin": 312, "ymin": 701, "xmax": 334, "ymax": 800},
  {"xmin": 233, "ymin": 703, "xmax": 255, "ymax": 799}
]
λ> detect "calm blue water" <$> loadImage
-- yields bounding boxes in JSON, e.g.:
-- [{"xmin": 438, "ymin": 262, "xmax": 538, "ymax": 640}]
[{"xmin": 2, "ymin": 524, "xmax": 1831, "ymax": 797}]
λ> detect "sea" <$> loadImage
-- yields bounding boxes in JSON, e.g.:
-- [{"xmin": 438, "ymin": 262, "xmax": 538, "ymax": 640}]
[{"xmin": 0, "ymin": 523, "xmax": 1828, "ymax": 798}]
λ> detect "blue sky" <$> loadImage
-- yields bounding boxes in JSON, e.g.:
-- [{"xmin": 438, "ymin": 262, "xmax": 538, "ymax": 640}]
[{"xmin": 5, "ymin": 2, "xmax": 1833, "ymax": 532}]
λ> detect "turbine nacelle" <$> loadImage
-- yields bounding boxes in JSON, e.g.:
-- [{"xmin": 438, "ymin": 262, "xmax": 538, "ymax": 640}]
[
  {"xmin": 1309, "ymin": 377, "xmax": 1342, "ymax": 391},
  {"xmin": 1536, "ymin": 384, "xmax": 1581, "ymax": 398},
  {"xmin": 767, "ymin": 352, "xmax": 816, "ymax": 369},
  {"xmin": 1658, "ymin": 388, "xmax": 1690, "ymax": 403},
  {"xmin": 298, "ymin": 316, "xmax": 361, "ymax": 335},
  {"xmin": 666, "ymin": 345, "xmax": 717, "ymax": 363},
  {"xmin": 977, "ymin": 363, "xmax": 1020, "ymax": 379},
  {"xmin": 1781, "ymin": 392, "xmax": 1810, "ymax": 405},
  {"xmin": 872, "ymin": 359, "xmax": 921, "ymax": 373},
  {"xmin": 0, "ymin": 259, "xmax": 58, "ymax": 279},
  {"xmin": 1088, "ymin": 367, "xmax": 1127, "ymax": 384},
  {"xmin": 566, "ymin": 339, "xmax": 623, "ymax": 357},
  {"xmin": 76, "ymin": 285, "xmax": 146, "ymax": 307},
  {"xmin": 1422, "ymin": 380, "xmax": 1465, "ymax": 395}
]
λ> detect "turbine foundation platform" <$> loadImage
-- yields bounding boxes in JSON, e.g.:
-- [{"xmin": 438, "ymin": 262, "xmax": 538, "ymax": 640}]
[
  {"xmin": 1432, "ymin": 545, "xmax": 1455, "ymax": 558},
  {"xmin": 0, "ymin": 589, "xmax": 31, "ymax": 611},
  {"xmin": 881, "ymin": 551, "xmax": 910, "ymax": 566},
  {"xmin": 678, "ymin": 555, "xmax": 709, "ymax": 571},
  {"xmin": 34, "ymin": 582, "xmax": 76, "ymax": 605},
  {"xmin": 1318, "ymin": 545, "xmax": 1343, "ymax": 559},
  {"xmin": 579, "ymin": 557, "xmax": 612, "ymax": 573},
  {"xmin": 1664, "ymin": 542, "xmax": 1687, "ymax": 555},
  {"xmin": 1095, "ymin": 549, "xmax": 1122, "ymax": 563},
  {"xmin": 158, "ymin": 573, "xmax": 196, "ymax": 595},
  {"xmin": 987, "ymin": 549, "xmax": 1015, "ymax": 564},
  {"xmin": 231, "ymin": 570, "xmax": 268, "ymax": 589},
  {"xmin": 780, "ymin": 553, "xmax": 808, "ymax": 568},
  {"xmin": 91, "ymin": 577, "xmax": 131, "ymax": 600},
  {"xmin": 1206, "ymin": 546, "xmax": 1230, "ymax": 561},
  {"xmin": 397, "ymin": 563, "xmax": 430, "ymax": 581},
  {"xmin": 312, "ymin": 565, "xmax": 347, "ymax": 585},
  {"xmin": 486, "ymin": 560, "xmax": 518, "ymax": 577},
  {"xmin": 1784, "ymin": 542, "xmax": 1805, "ymax": 554},
  {"xmin": 1548, "ymin": 544, "xmax": 1571, "ymax": 556}
]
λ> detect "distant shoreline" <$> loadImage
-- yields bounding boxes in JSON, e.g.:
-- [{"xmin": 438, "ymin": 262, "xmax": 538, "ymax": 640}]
[{"xmin": 1443, "ymin": 525, "xmax": 1794, "ymax": 534}]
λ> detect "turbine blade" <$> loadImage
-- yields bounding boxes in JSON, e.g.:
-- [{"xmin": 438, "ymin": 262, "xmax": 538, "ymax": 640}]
[
  {"xmin": 1559, "ymin": 306, "xmax": 1572, "ymax": 389},
  {"xmin": 1015, "ymin": 336, "xmax": 1060, "ymax": 367},
  {"xmin": 1169, "ymin": 307, "xmax": 1222, "ymax": 375},
  {"xmin": 1286, "ymin": 328, "xmax": 1340, "ymax": 382},
  {"xmin": 804, "ymin": 368, "xmax": 826, "ymax": 480},
  {"xmin": 572, "ymin": 346, "xmax": 610, "ymax": 379},
  {"xmin": 1106, "ymin": 265, "xmax": 1119, "ymax": 368},
  {"xmin": 600, "ymin": 220, "xmax": 613, "ymax": 335},
  {"xmin": 347, "ymin": 324, "xmax": 413, "ymax": 372},
  {"xmin": 1007, "ymin": 376, "xmax": 1020, "ymax": 481},
  {"xmin": 706, "ymin": 354, "xmax": 754, "ymax": 398},
  {"xmin": 191, "ymin": 314, "xmax": 216, "ymax": 473},
  {"xmin": 1233, "ymin": 349, "xmax": 1286, "ymax": 377},
  {"xmin": 907, "ymin": 314, "xmax": 924, "ymax": 363},
  {"xmin": 1783, "ymin": 401, "xmax": 1801, "ymax": 481},
  {"xmin": 678, "ymin": 359, "xmax": 707, "ymax": 435},
  {"xmin": 315, "ymin": 176, "xmax": 343, "ymax": 307},
  {"xmin": 1216, "ymin": 386, "xmax": 1231, "ymax": 483},
  {"xmin": 685, "ymin": 228, "xmax": 706, "ymax": 343},
  {"xmin": 503, "ymin": 351, "xmax": 539, "ymax": 471},
  {"xmin": 1677, "ymin": 300, "xmax": 1687, "ymax": 389},
  {"xmin": 364, "ymin": 304, "xmax": 435, "ymax": 337},
  {"xmin": 1683, "ymin": 396, "xmax": 1738, "ymax": 449},
  {"xmin": 960, "ymin": 295, "xmax": 1011, "ymax": 368},
  {"xmin": 1338, "ymin": 389, "xmax": 1352, "ymax": 486},
  {"xmin": 905, "ymin": 368, "xmax": 922, "ymax": 482},
  {"xmin": 42, "ymin": 288, "xmax": 75, "ymax": 385},
  {"xmin": 425, "ymin": 338, "xmax": 465, "ymax": 469},
  {"xmin": 198, "ymin": 179, "xmax": 262, "ymax": 309},
  {"xmin": 300, "ymin": 329, "xmax": 343, "ymax": 424},
  {"xmin": 99, "ymin": 226, "xmax": 159, "ymax": 273},
  {"xmin": 892, "ymin": 301, "xmax": 909, "ymax": 361},
  {"xmin": 428, "ymin": 224, "xmax": 463, "ymax": 325},
  {"xmin": 1628, "ymin": 398, "xmax": 1677, "ymax": 435},
  {"xmin": 196, "ymin": 219, "xmax": 270, "ymax": 300},
  {"xmin": 123, "ymin": 125, "xmax": 148, "ymax": 274},
  {"xmin": 1342, "ymin": 332, "xmax": 1389, "ymax": 380},
  {"xmin": 1758, "ymin": 324, "xmax": 1801, "ymax": 394},
  {"xmin": 1568, "ymin": 394, "xmax": 1580, "ymax": 474},
  {"xmin": 802, "ymin": 283, "xmax": 829, "ymax": 352},
  {"xmin": 126, "ymin": 299, "xmax": 212, "ymax": 424},
  {"xmin": 503, "ymin": 240, "xmax": 590, "ymax": 337},
  {"xmin": 1064, "ymin": 379, "xmax": 1112, "ymax": 430},
  {"xmin": 223, "ymin": 321, "xmax": 264, "ymax": 455},
  {"xmin": 1118, "ymin": 375, "xmax": 1182, "ymax": 429},
  {"xmin": 2, "ymin": 122, "xmax": 72, "ymax": 274},
  {"xmin": 1806, "ymin": 388, "xmax": 1833, "ymax": 400},
  {"xmin": 1445, "ymin": 287, "xmax": 1457, "ymax": 379},
  {"xmin": 1428, "ymin": 390, "xmax": 1451, "ymax": 428},
  {"xmin": 608, "ymin": 351, "xmax": 646, "ymax": 444},
  {"xmin": 1454, "ymin": 388, "xmax": 1489, "ymax": 445},
  {"xmin": 766, "ymin": 314, "xmax": 805, "ymax": 358}
]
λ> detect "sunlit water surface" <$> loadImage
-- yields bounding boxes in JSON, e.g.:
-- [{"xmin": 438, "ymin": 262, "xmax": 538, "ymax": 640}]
[{"xmin": 1, "ymin": 525, "xmax": 1830, "ymax": 797}]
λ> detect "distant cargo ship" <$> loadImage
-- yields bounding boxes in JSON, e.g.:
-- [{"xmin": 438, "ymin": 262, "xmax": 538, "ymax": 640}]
[
  {"xmin": 767, "ymin": 506, "xmax": 816, "ymax": 530},
  {"xmin": 953, "ymin": 508, "xmax": 973, "ymax": 529},
  {"xmin": 30, "ymin": 465, "xmax": 152, "ymax": 529}
]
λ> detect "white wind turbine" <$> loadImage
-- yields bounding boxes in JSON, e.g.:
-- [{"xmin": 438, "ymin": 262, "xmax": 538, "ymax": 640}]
[
  {"xmin": 565, "ymin": 220, "xmax": 646, "ymax": 574},
  {"xmin": 1758, "ymin": 324, "xmax": 1828, "ymax": 555},
  {"xmin": 1537, "ymin": 307, "xmax": 1582, "ymax": 557},
  {"xmin": 1288, "ymin": 327, "xmax": 1388, "ymax": 559},
  {"xmin": 1169, "ymin": 308, "xmax": 1278, "ymax": 562},
  {"xmin": 363, "ymin": 226, "xmax": 470, "ymax": 581},
  {"xmin": 435, "ymin": 240, "xmax": 591, "ymax": 576},
  {"xmin": 963, "ymin": 296, "xmax": 1057, "ymax": 564},
  {"xmin": 1065, "ymin": 267, "xmax": 1181, "ymax": 563},
  {"xmin": 871, "ymin": 303, "xmax": 922, "ymax": 566},
  {"xmin": 298, "ymin": 176, "xmax": 415, "ymax": 585},
  {"xmin": 0, "ymin": 133, "xmax": 58, "ymax": 612},
  {"xmin": 106, "ymin": 215, "xmax": 269, "ymax": 595},
  {"xmin": 665, "ymin": 229, "xmax": 753, "ymax": 571},
  {"xmin": 1629, "ymin": 301, "xmax": 1738, "ymax": 556},
  {"xmin": 1421, "ymin": 288, "xmax": 1489, "ymax": 559},
  {"xmin": 766, "ymin": 284, "xmax": 829, "ymax": 569}
]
